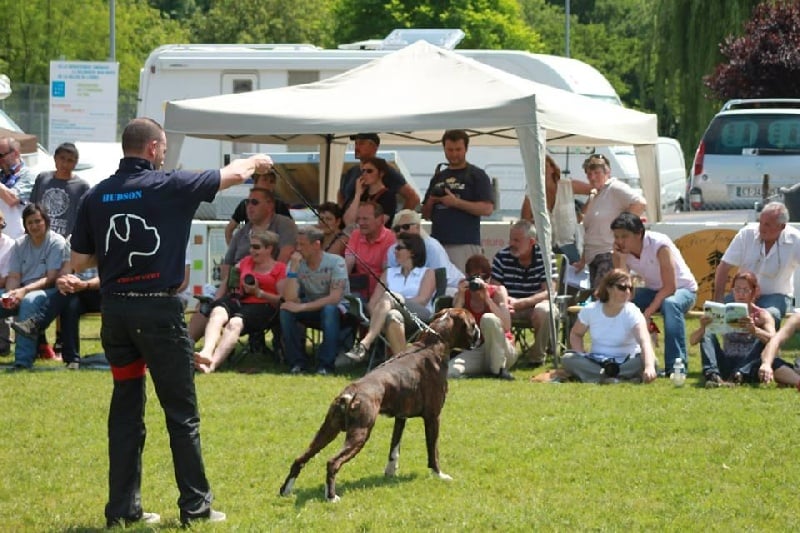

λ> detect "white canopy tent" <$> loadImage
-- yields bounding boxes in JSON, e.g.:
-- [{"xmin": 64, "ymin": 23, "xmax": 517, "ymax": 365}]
[
  {"xmin": 163, "ymin": 40, "xmax": 661, "ymax": 232},
  {"xmin": 163, "ymin": 41, "xmax": 659, "ymax": 365}
]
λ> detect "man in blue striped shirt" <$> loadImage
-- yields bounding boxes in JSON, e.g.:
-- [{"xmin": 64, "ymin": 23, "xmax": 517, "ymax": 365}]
[{"xmin": 491, "ymin": 220, "xmax": 557, "ymax": 367}]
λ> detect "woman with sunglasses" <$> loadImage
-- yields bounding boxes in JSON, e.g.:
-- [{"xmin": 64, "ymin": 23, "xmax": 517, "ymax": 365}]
[
  {"xmin": 448, "ymin": 254, "xmax": 516, "ymax": 380},
  {"xmin": 691, "ymin": 270, "xmax": 800, "ymax": 387},
  {"xmin": 573, "ymin": 154, "xmax": 646, "ymax": 289},
  {"xmin": 563, "ymin": 269, "xmax": 657, "ymax": 383},
  {"xmin": 520, "ymin": 155, "xmax": 592, "ymax": 263},
  {"xmin": 195, "ymin": 230, "xmax": 286, "ymax": 373},
  {"xmin": 342, "ymin": 156, "xmax": 397, "ymax": 228},
  {"xmin": 611, "ymin": 212, "xmax": 697, "ymax": 377},
  {"xmin": 344, "ymin": 232, "xmax": 435, "ymax": 362},
  {"xmin": 316, "ymin": 202, "xmax": 348, "ymax": 256}
]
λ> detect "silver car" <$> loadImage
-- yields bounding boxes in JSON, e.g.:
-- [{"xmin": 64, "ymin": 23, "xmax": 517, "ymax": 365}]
[{"xmin": 688, "ymin": 99, "xmax": 800, "ymax": 210}]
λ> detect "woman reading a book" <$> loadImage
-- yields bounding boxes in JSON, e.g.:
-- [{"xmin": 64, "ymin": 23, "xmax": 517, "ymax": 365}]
[
  {"xmin": 563, "ymin": 269, "xmax": 657, "ymax": 383},
  {"xmin": 690, "ymin": 270, "xmax": 800, "ymax": 387}
]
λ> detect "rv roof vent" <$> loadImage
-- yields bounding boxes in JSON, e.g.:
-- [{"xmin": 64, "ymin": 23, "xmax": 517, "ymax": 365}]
[{"xmin": 381, "ymin": 28, "xmax": 465, "ymax": 50}]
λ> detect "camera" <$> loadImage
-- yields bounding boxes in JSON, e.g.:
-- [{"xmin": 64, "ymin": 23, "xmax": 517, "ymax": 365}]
[
  {"xmin": 468, "ymin": 275, "xmax": 482, "ymax": 291},
  {"xmin": 243, "ymin": 273, "xmax": 256, "ymax": 286},
  {"xmin": 601, "ymin": 360, "xmax": 621, "ymax": 378},
  {"xmin": 430, "ymin": 181, "xmax": 450, "ymax": 197}
]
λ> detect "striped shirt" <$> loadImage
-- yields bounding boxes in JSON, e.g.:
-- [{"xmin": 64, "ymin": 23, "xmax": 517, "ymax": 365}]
[{"xmin": 491, "ymin": 245, "xmax": 553, "ymax": 298}]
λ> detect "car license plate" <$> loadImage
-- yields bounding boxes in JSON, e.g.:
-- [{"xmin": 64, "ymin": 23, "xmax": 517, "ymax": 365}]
[{"xmin": 736, "ymin": 185, "xmax": 768, "ymax": 198}]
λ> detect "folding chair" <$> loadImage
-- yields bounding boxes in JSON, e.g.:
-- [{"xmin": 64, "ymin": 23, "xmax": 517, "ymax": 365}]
[{"xmin": 511, "ymin": 253, "xmax": 568, "ymax": 367}]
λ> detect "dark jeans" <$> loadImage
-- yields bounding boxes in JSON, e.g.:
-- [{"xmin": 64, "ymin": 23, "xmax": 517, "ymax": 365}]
[
  {"xmin": 280, "ymin": 305, "xmax": 348, "ymax": 371},
  {"xmin": 30, "ymin": 290, "xmax": 101, "ymax": 364},
  {"xmin": 101, "ymin": 295, "xmax": 213, "ymax": 524},
  {"xmin": 699, "ymin": 334, "xmax": 790, "ymax": 382}
]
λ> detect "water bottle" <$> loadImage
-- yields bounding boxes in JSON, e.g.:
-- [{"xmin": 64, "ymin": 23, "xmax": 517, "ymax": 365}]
[{"xmin": 670, "ymin": 358, "xmax": 686, "ymax": 387}]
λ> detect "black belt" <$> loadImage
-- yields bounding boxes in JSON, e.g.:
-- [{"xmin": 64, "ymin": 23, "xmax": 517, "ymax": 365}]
[{"xmin": 112, "ymin": 290, "xmax": 177, "ymax": 298}]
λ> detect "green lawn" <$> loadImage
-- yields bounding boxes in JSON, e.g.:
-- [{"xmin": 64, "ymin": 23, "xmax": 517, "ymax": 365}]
[{"xmin": 1, "ymin": 315, "xmax": 799, "ymax": 531}]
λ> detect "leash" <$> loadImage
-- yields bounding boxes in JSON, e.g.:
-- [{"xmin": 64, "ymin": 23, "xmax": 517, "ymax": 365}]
[{"xmin": 272, "ymin": 166, "xmax": 441, "ymax": 340}]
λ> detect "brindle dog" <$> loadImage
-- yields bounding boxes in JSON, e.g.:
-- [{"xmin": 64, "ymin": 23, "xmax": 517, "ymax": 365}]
[{"xmin": 279, "ymin": 308, "xmax": 480, "ymax": 501}]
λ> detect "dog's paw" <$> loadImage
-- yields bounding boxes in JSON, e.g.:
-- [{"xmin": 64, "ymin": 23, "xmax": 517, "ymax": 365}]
[
  {"xmin": 326, "ymin": 494, "xmax": 341, "ymax": 503},
  {"xmin": 279, "ymin": 478, "xmax": 295, "ymax": 496},
  {"xmin": 384, "ymin": 461, "xmax": 398, "ymax": 477},
  {"xmin": 432, "ymin": 470, "xmax": 452, "ymax": 481}
]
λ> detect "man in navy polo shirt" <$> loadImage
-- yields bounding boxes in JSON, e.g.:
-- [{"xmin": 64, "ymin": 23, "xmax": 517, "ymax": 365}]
[{"xmin": 70, "ymin": 118, "xmax": 273, "ymax": 528}]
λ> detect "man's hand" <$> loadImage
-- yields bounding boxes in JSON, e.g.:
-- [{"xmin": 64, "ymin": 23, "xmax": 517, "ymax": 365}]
[
  {"xmin": 281, "ymin": 300, "xmax": 305, "ymax": 313},
  {"xmin": 252, "ymin": 154, "xmax": 274, "ymax": 174},
  {"xmin": 437, "ymin": 188, "xmax": 459, "ymax": 208}
]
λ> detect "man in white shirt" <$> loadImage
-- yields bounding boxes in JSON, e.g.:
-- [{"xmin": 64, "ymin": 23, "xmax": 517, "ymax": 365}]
[{"xmin": 714, "ymin": 202, "xmax": 800, "ymax": 322}]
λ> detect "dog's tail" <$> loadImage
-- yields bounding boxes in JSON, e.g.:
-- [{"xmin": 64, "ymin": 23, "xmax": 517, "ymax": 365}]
[{"xmin": 334, "ymin": 391, "xmax": 361, "ymax": 429}]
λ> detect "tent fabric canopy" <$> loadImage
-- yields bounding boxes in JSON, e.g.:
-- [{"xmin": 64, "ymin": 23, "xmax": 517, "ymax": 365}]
[{"xmin": 163, "ymin": 40, "xmax": 660, "ymax": 221}]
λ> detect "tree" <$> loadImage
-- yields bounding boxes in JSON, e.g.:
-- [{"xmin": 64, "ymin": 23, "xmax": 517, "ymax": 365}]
[
  {"xmin": 652, "ymin": 0, "xmax": 761, "ymax": 158},
  {"xmin": 0, "ymin": 0, "xmax": 190, "ymax": 93},
  {"xmin": 190, "ymin": 0, "xmax": 335, "ymax": 47},
  {"xmin": 333, "ymin": 0, "xmax": 543, "ymax": 51},
  {"xmin": 704, "ymin": 1, "xmax": 800, "ymax": 100}
]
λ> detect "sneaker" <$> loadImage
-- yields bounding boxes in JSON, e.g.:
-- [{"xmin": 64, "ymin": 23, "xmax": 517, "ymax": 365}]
[
  {"xmin": 289, "ymin": 365, "xmax": 304, "ymax": 375},
  {"xmin": 38, "ymin": 343, "xmax": 57, "ymax": 360},
  {"xmin": 66, "ymin": 361, "xmax": 80, "ymax": 370},
  {"xmin": 11, "ymin": 317, "xmax": 39, "ymax": 339},
  {"xmin": 345, "ymin": 342, "xmax": 368, "ymax": 362},
  {"xmin": 704, "ymin": 372, "xmax": 731, "ymax": 388},
  {"xmin": 316, "ymin": 367, "xmax": 331, "ymax": 376},
  {"xmin": 181, "ymin": 509, "xmax": 226, "ymax": 526},
  {"xmin": 107, "ymin": 511, "xmax": 160, "ymax": 527},
  {"xmin": 495, "ymin": 368, "xmax": 515, "ymax": 381}
]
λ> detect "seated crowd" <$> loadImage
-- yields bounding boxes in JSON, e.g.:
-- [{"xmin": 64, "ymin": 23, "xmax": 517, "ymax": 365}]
[{"xmin": 8, "ymin": 139, "xmax": 800, "ymax": 391}]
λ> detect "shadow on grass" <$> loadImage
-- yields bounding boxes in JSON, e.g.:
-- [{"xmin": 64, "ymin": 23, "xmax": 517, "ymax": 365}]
[{"xmin": 284, "ymin": 472, "xmax": 418, "ymax": 506}]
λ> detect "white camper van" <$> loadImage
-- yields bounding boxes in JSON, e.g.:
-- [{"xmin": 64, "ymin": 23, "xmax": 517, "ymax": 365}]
[{"xmin": 137, "ymin": 32, "xmax": 644, "ymax": 216}]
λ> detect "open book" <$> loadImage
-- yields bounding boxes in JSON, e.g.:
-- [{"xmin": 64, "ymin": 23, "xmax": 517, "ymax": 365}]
[{"xmin": 703, "ymin": 301, "xmax": 749, "ymax": 334}]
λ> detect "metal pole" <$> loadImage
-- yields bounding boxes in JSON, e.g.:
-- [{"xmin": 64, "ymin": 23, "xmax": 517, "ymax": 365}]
[
  {"xmin": 109, "ymin": 0, "xmax": 116, "ymax": 61},
  {"xmin": 565, "ymin": 0, "xmax": 571, "ymax": 58}
]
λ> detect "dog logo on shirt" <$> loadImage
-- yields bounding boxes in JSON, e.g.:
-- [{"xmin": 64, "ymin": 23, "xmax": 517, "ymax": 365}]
[{"xmin": 105, "ymin": 214, "xmax": 161, "ymax": 267}]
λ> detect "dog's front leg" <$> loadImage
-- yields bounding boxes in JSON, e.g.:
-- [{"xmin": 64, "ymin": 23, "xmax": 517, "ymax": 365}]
[
  {"xmin": 424, "ymin": 414, "xmax": 452, "ymax": 481},
  {"xmin": 384, "ymin": 417, "xmax": 407, "ymax": 477}
]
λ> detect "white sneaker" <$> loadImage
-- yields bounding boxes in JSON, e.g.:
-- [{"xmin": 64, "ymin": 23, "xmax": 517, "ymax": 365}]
[
  {"xmin": 66, "ymin": 361, "xmax": 79, "ymax": 370},
  {"xmin": 345, "ymin": 343, "xmax": 367, "ymax": 362},
  {"xmin": 181, "ymin": 509, "xmax": 226, "ymax": 526},
  {"xmin": 141, "ymin": 512, "xmax": 161, "ymax": 524}
]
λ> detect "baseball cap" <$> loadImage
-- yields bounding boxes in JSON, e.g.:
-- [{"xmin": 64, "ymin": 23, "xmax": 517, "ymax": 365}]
[{"xmin": 350, "ymin": 133, "xmax": 380, "ymax": 146}]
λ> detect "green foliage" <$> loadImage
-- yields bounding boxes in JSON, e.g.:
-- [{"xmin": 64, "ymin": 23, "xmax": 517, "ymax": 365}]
[
  {"xmin": 652, "ymin": 0, "xmax": 761, "ymax": 159},
  {"xmin": 190, "ymin": 0, "xmax": 336, "ymax": 47},
  {"xmin": 334, "ymin": 0, "xmax": 543, "ymax": 51},
  {"xmin": 704, "ymin": 1, "xmax": 800, "ymax": 100},
  {"xmin": 0, "ymin": 0, "xmax": 190, "ymax": 94}
]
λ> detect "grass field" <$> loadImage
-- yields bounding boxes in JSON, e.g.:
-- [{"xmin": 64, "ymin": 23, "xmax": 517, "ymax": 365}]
[{"xmin": 1, "ymin": 315, "xmax": 800, "ymax": 531}]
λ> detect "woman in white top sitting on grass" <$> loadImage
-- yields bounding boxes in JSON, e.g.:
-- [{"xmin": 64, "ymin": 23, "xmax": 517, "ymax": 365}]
[
  {"xmin": 345, "ymin": 233, "xmax": 435, "ymax": 362},
  {"xmin": 563, "ymin": 269, "xmax": 657, "ymax": 383}
]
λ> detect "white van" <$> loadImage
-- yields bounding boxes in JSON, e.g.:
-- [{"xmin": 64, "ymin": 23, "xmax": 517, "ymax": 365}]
[{"xmin": 656, "ymin": 137, "xmax": 687, "ymax": 213}]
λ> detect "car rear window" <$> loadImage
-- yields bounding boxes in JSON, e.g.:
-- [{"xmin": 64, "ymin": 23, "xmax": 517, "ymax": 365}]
[{"xmin": 705, "ymin": 113, "xmax": 800, "ymax": 155}]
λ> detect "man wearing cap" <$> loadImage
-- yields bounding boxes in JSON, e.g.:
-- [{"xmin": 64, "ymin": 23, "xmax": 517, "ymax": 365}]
[
  {"xmin": 422, "ymin": 129, "xmax": 494, "ymax": 272},
  {"xmin": 338, "ymin": 133, "xmax": 420, "ymax": 211},
  {"xmin": 0, "ymin": 137, "xmax": 35, "ymax": 238}
]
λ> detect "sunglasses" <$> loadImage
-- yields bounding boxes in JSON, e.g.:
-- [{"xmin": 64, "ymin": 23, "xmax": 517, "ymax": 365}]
[
  {"xmin": 246, "ymin": 198, "xmax": 261, "ymax": 206},
  {"xmin": 392, "ymin": 223, "xmax": 415, "ymax": 233},
  {"xmin": 614, "ymin": 284, "xmax": 633, "ymax": 292},
  {"xmin": 360, "ymin": 168, "xmax": 376, "ymax": 175},
  {"xmin": 249, "ymin": 243, "xmax": 263, "ymax": 250},
  {"xmin": 0, "ymin": 149, "xmax": 14, "ymax": 158},
  {"xmin": 468, "ymin": 273, "xmax": 491, "ymax": 280},
  {"xmin": 394, "ymin": 245, "xmax": 408, "ymax": 251}
]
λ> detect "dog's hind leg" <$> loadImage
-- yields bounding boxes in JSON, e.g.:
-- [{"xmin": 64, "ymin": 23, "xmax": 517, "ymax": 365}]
[
  {"xmin": 325, "ymin": 426, "xmax": 371, "ymax": 502},
  {"xmin": 424, "ymin": 415, "xmax": 452, "ymax": 481},
  {"xmin": 279, "ymin": 406, "xmax": 344, "ymax": 496},
  {"xmin": 384, "ymin": 417, "xmax": 407, "ymax": 477}
]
